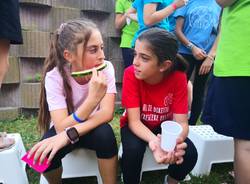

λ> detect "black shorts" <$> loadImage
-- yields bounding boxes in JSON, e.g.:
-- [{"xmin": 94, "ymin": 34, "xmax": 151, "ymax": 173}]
[
  {"xmin": 42, "ymin": 124, "xmax": 118, "ymax": 172},
  {"xmin": 201, "ymin": 75, "xmax": 250, "ymax": 140},
  {"xmin": 0, "ymin": 0, "xmax": 23, "ymax": 44}
]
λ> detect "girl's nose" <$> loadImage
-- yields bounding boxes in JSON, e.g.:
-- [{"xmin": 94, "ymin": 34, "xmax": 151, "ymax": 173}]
[
  {"xmin": 133, "ymin": 56, "xmax": 139, "ymax": 66},
  {"xmin": 98, "ymin": 49, "xmax": 105, "ymax": 59}
]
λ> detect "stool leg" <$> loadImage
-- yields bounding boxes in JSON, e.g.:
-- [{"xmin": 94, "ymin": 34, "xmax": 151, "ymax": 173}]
[
  {"xmin": 96, "ymin": 174, "xmax": 103, "ymax": 184},
  {"xmin": 40, "ymin": 175, "xmax": 48, "ymax": 184}
]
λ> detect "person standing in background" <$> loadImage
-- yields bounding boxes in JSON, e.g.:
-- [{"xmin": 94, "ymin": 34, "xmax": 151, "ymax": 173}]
[
  {"xmin": 202, "ymin": 0, "xmax": 250, "ymax": 183},
  {"xmin": 0, "ymin": 0, "xmax": 23, "ymax": 89},
  {"xmin": 126, "ymin": 0, "xmax": 187, "ymax": 47},
  {"xmin": 115, "ymin": 0, "xmax": 139, "ymax": 68},
  {"xmin": 174, "ymin": 0, "xmax": 221, "ymax": 125}
]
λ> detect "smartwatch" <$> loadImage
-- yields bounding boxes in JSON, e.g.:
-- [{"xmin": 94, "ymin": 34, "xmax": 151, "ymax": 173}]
[{"xmin": 65, "ymin": 127, "xmax": 79, "ymax": 144}]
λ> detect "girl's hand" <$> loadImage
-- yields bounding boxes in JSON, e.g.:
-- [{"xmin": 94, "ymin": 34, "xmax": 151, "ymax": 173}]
[
  {"xmin": 149, "ymin": 135, "xmax": 168, "ymax": 164},
  {"xmin": 199, "ymin": 56, "xmax": 213, "ymax": 75},
  {"xmin": 88, "ymin": 68, "xmax": 107, "ymax": 102},
  {"xmin": 149, "ymin": 134, "xmax": 176, "ymax": 164},
  {"xmin": 173, "ymin": 0, "xmax": 187, "ymax": 9},
  {"xmin": 174, "ymin": 137, "xmax": 187, "ymax": 165},
  {"xmin": 192, "ymin": 46, "xmax": 207, "ymax": 60},
  {"xmin": 28, "ymin": 131, "xmax": 69, "ymax": 165}
]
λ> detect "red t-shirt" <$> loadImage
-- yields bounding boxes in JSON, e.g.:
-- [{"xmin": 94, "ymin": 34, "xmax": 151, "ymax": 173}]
[{"xmin": 120, "ymin": 66, "xmax": 188, "ymax": 130}]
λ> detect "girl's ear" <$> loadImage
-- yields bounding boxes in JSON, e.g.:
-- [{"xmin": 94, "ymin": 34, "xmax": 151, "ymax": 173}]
[
  {"xmin": 159, "ymin": 60, "xmax": 172, "ymax": 72},
  {"xmin": 63, "ymin": 49, "xmax": 73, "ymax": 63}
]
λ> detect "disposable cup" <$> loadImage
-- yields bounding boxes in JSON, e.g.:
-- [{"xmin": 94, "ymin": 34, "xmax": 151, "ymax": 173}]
[
  {"xmin": 161, "ymin": 121, "xmax": 183, "ymax": 152},
  {"xmin": 126, "ymin": 18, "xmax": 131, "ymax": 25}
]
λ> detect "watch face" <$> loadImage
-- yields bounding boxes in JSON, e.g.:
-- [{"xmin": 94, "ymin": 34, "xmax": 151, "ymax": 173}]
[{"xmin": 66, "ymin": 127, "xmax": 79, "ymax": 144}]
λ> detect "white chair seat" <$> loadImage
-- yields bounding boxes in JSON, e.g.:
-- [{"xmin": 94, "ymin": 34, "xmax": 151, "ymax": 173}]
[
  {"xmin": 40, "ymin": 148, "xmax": 102, "ymax": 184},
  {"xmin": 188, "ymin": 125, "xmax": 234, "ymax": 176},
  {"xmin": 0, "ymin": 133, "xmax": 28, "ymax": 184}
]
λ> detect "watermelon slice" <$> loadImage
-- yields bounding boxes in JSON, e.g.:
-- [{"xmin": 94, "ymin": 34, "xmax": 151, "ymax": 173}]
[{"xmin": 71, "ymin": 63, "xmax": 107, "ymax": 77}]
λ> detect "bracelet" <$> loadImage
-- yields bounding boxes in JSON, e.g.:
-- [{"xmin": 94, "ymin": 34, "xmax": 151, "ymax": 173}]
[
  {"xmin": 171, "ymin": 3, "xmax": 177, "ymax": 11},
  {"xmin": 207, "ymin": 55, "xmax": 215, "ymax": 62},
  {"xmin": 72, "ymin": 112, "xmax": 85, "ymax": 123},
  {"xmin": 186, "ymin": 42, "xmax": 194, "ymax": 50}
]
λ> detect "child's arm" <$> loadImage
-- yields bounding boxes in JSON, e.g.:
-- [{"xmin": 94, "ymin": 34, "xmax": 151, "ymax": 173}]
[
  {"xmin": 127, "ymin": 107, "xmax": 157, "ymax": 143},
  {"xmin": 175, "ymin": 17, "xmax": 207, "ymax": 60},
  {"xmin": 199, "ymin": 33, "xmax": 220, "ymax": 75},
  {"xmin": 51, "ymin": 69, "xmax": 110, "ymax": 133},
  {"xmin": 143, "ymin": 0, "xmax": 185, "ymax": 26},
  {"xmin": 216, "ymin": 0, "xmax": 237, "ymax": 7},
  {"xmin": 125, "ymin": 7, "xmax": 138, "ymax": 22},
  {"xmin": 115, "ymin": 6, "xmax": 137, "ymax": 30},
  {"xmin": 173, "ymin": 113, "xmax": 189, "ymax": 140},
  {"xmin": 74, "ymin": 93, "xmax": 115, "ymax": 136},
  {"xmin": 115, "ymin": 13, "xmax": 127, "ymax": 30}
]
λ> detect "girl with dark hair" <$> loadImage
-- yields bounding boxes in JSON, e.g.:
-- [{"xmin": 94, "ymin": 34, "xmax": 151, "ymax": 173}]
[
  {"xmin": 28, "ymin": 19, "xmax": 117, "ymax": 184},
  {"xmin": 120, "ymin": 28, "xmax": 197, "ymax": 184}
]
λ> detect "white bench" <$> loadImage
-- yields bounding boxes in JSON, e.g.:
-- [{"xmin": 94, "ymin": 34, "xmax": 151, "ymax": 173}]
[
  {"xmin": 118, "ymin": 144, "xmax": 168, "ymax": 181},
  {"xmin": 0, "ymin": 133, "xmax": 28, "ymax": 184},
  {"xmin": 188, "ymin": 125, "xmax": 234, "ymax": 176},
  {"xmin": 40, "ymin": 148, "xmax": 102, "ymax": 184}
]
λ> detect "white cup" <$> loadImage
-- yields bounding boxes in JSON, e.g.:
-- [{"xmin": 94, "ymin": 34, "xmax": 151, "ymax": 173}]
[
  {"xmin": 161, "ymin": 121, "xmax": 183, "ymax": 152},
  {"xmin": 126, "ymin": 17, "xmax": 131, "ymax": 25}
]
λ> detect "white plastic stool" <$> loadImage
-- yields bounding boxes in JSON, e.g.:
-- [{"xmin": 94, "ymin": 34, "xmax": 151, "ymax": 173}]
[
  {"xmin": 0, "ymin": 133, "xmax": 28, "ymax": 184},
  {"xmin": 118, "ymin": 144, "xmax": 168, "ymax": 181},
  {"xmin": 40, "ymin": 148, "xmax": 102, "ymax": 184},
  {"xmin": 188, "ymin": 125, "xmax": 234, "ymax": 176}
]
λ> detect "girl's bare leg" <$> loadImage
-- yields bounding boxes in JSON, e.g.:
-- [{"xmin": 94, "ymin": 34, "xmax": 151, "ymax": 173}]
[
  {"xmin": 234, "ymin": 138, "xmax": 250, "ymax": 184},
  {"xmin": 0, "ymin": 39, "xmax": 10, "ymax": 88},
  {"xmin": 98, "ymin": 155, "xmax": 118, "ymax": 184},
  {"xmin": 43, "ymin": 167, "xmax": 63, "ymax": 184}
]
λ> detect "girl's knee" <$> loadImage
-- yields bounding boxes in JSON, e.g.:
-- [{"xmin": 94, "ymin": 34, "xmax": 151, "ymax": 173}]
[
  {"xmin": 94, "ymin": 124, "xmax": 116, "ymax": 143},
  {"xmin": 184, "ymin": 138, "xmax": 198, "ymax": 166},
  {"xmin": 94, "ymin": 124, "xmax": 117, "ymax": 158}
]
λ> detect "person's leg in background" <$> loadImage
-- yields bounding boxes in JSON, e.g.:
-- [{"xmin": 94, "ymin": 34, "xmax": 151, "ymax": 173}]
[
  {"xmin": 234, "ymin": 139, "xmax": 250, "ymax": 184},
  {"xmin": 0, "ymin": 39, "xmax": 10, "ymax": 89},
  {"xmin": 188, "ymin": 60, "xmax": 210, "ymax": 125},
  {"xmin": 121, "ymin": 48, "xmax": 134, "ymax": 68},
  {"xmin": 181, "ymin": 54, "xmax": 197, "ymax": 125},
  {"xmin": 121, "ymin": 125, "xmax": 147, "ymax": 184},
  {"xmin": 202, "ymin": 77, "xmax": 250, "ymax": 184}
]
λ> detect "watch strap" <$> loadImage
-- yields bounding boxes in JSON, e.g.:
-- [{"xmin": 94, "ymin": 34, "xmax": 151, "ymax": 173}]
[{"xmin": 186, "ymin": 42, "xmax": 194, "ymax": 50}]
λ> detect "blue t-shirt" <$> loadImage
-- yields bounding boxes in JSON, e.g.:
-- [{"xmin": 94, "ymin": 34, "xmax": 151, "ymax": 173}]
[
  {"xmin": 131, "ymin": 0, "xmax": 170, "ymax": 47},
  {"xmin": 174, "ymin": 0, "xmax": 221, "ymax": 54},
  {"xmin": 166, "ymin": 0, "xmax": 175, "ymax": 32}
]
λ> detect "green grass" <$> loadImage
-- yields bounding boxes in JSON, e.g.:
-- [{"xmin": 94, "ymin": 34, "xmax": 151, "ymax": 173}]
[{"xmin": 0, "ymin": 115, "xmax": 234, "ymax": 184}]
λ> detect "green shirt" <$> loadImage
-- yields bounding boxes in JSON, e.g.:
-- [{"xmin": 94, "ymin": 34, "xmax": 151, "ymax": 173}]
[
  {"xmin": 214, "ymin": 0, "xmax": 250, "ymax": 77},
  {"xmin": 115, "ymin": 0, "xmax": 138, "ymax": 48}
]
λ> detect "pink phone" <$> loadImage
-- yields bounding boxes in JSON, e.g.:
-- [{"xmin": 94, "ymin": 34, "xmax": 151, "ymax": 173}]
[{"xmin": 21, "ymin": 151, "xmax": 50, "ymax": 173}]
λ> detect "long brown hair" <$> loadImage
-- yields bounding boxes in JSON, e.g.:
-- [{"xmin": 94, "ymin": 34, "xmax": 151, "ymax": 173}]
[{"xmin": 38, "ymin": 19, "xmax": 98, "ymax": 134}]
